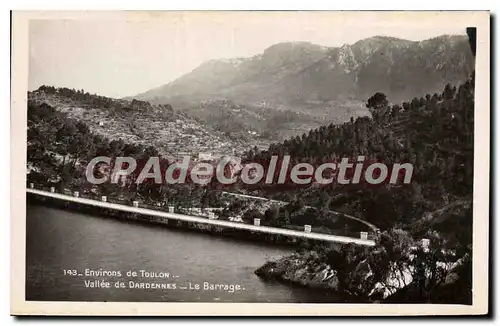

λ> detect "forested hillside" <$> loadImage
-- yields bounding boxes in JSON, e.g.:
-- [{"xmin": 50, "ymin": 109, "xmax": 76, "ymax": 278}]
[
  {"xmin": 251, "ymin": 75, "xmax": 475, "ymax": 304},
  {"xmin": 245, "ymin": 75, "xmax": 474, "ymax": 236},
  {"xmin": 28, "ymin": 99, "xmax": 240, "ymax": 216}
]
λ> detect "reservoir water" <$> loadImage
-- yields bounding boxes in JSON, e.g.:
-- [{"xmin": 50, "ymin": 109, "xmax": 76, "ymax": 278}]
[{"xmin": 26, "ymin": 204, "xmax": 341, "ymax": 302}]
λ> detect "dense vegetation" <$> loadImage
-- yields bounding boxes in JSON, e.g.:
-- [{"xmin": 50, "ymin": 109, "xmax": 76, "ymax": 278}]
[
  {"xmin": 247, "ymin": 74, "xmax": 474, "ymax": 304},
  {"xmin": 27, "ymin": 100, "xmax": 212, "ymax": 208},
  {"xmin": 256, "ymin": 227, "xmax": 471, "ymax": 304},
  {"xmin": 245, "ymin": 75, "xmax": 474, "ymax": 234}
]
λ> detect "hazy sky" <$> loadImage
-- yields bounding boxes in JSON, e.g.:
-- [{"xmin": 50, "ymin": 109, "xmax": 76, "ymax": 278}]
[{"xmin": 28, "ymin": 12, "xmax": 469, "ymax": 98}]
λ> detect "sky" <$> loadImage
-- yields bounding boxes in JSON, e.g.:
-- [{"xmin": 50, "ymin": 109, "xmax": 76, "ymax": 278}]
[{"xmin": 28, "ymin": 12, "xmax": 470, "ymax": 98}]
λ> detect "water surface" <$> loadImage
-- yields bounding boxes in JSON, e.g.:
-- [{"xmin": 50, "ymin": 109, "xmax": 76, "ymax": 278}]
[{"xmin": 26, "ymin": 204, "xmax": 341, "ymax": 302}]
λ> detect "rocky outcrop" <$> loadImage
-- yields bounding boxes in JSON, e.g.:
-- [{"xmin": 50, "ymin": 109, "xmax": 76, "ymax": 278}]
[
  {"xmin": 255, "ymin": 243, "xmax": 471, "ymax": 303},
  {"xmin": 255, "ymin": 253, "xmax": 340, "ymax": 291}
]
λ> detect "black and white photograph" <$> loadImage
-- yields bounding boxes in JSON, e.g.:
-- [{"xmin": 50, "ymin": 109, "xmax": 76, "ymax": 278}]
[{"xmin": 10, "ymin": 10, "xmax": 490, "ymax": 316}]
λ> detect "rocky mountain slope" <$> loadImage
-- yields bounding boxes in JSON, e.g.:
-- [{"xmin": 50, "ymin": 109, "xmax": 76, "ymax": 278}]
[
  {"xmin": 28, "ymin": 86, "xmax": 250, "ymax": 157},
  {"xmin": 135, "ymin": 35, "xmax": 474, "ymax": 107}
]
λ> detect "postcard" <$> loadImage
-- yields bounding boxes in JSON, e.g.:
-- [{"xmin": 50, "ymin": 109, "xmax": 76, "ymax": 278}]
[{"xmin": 10, "ymin": 10, "xmax": 490, "ymax": 316}]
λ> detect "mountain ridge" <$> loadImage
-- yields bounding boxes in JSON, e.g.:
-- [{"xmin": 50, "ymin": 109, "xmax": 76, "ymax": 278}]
[{"xmin": 133, "ymin": 34, "xmax": 474, "ymax": 106}]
